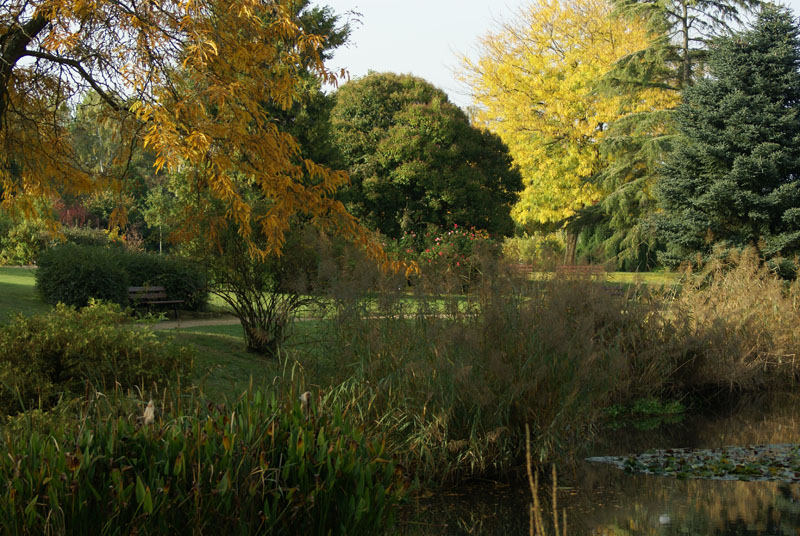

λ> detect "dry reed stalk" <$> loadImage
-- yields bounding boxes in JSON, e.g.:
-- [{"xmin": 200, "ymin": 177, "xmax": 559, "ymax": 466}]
[
  {"xmin": 552, "ymin": 464, "xmax": 559, "ymax": 536},
  {"xmin": 526, "ymin": 423, "xmax": 545, "ymax": 535}
]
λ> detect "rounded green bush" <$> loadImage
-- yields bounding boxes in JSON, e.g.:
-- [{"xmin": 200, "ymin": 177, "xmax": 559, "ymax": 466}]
[{"xmin": 36, "ymin": 244, "xmax": 130, "ymax": 307}]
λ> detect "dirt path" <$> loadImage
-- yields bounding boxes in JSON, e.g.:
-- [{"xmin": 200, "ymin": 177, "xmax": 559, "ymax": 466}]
[{"xmin": 152, "ymin": 315, "xmax": 242, "ymax": 330}]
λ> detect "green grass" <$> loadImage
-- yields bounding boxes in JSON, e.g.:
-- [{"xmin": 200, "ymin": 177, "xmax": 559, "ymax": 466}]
[
  {"xmin": 0, "ymin": 266, "xmax": 49, "ymax": 319},
  {"xmin": 165, "ymin": 320, "xmax": 327, "ymax": 400},
  {"xmin": 164, "ymin": 331, "xmax": 278, "ymax": 401},
  {"xmin": 606, "ymin": 271, "xmax": 682, "ymax": 285}
]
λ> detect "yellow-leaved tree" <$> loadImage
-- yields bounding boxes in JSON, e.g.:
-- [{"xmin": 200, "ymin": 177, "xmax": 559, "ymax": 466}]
[
  {"xmin": 461, "ymin": 0, "xmax": 675, "ymax": 259},
  {"xmin": 0, "ymin": 0, "xmax": 385, "ymax": 262}
]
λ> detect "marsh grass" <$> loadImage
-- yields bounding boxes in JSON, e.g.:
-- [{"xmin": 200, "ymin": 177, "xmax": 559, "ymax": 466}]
[
  {"xmin": 278, "ymin": 257, "xmax": 678, "ymax": 483},
  {"xmin": 266, "ymin": 247, "xmax": 800, "ymax": 484},
  {"xmin": 0, "ymin": 384, "xmax": 405, "ymax": 535},
  {"xmin": 670, "ymin": 248, "xmax": 800, "ymax": 390}
]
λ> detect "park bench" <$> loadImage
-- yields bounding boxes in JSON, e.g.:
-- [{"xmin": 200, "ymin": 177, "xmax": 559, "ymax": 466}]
[
  {"xmin": 555, "ymin": 264, "xmax": 606, "ymax": 279},
  {"xmin": 509, "ymin": 264, "xmax": 535, "ymax": 276},
  {"xmin": 554, "ymin": 264, "xmax": 631, "ymax": 298},
  {"xmin": 128, "ymin": 286, "xmax": 184, "ymax": 318}
]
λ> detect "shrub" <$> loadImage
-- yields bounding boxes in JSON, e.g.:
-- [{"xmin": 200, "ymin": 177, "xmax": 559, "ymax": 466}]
[
  {"xmin": 60, "ymin": 225, "xmax": 118, "ymax": 248},
  {"xmin": 0, "ymin": 219, "xmax": 50, "ymax": 265},
  {"xmin": 36, "ymin": 244, "xmax": 209, "ymax": 310},
  {"xmin": 36, "ymin": 244, "xmax": 130, "ymax": 307},
  {"xmin": 0, "ymin": 302, "xmax": 195, "ymax": 415},
  {"xmin": 385, "ymin": 224, "xmax": 501, "ymax": 292},
  {"xmin": 502, "ymin": 232, "xmax": 565, "ymax": 269},
  {"xmin": 0, "ymin": 390, "xmax": 405, "ymax": 534}
]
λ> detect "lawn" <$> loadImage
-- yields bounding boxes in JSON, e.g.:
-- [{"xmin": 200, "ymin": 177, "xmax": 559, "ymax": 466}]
[
  {"xmin": 607, "ymin": 270, "xmax": 682, "ymax": 286},
  {"xmin": 0, "ymin": 266, "xmax": 49, "ymax": 318}
]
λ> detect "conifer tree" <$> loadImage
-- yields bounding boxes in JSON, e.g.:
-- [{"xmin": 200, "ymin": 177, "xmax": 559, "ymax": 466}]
[
  {"xmin": 656, "ymin": 5, "xmax": 800, "ymax": 267},
  {"xmin": 576, "ymin": 0, "xmax": 759, "ymax": 269}
]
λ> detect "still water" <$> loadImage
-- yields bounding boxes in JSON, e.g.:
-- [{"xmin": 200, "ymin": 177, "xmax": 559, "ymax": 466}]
[{"xmin": 401, "ymin": 392, "xmax": 800, "ymax": 535}]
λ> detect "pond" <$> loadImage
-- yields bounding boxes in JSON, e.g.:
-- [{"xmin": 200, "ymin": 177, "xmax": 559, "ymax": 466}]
[{"xmin": 401, "ymin": 392, "xmax": 800, "ymax": 534}]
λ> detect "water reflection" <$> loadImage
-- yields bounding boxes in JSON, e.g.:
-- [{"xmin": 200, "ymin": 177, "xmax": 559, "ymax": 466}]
[{"xmin": 401, "ymin": 392, "xmax": 800, "ymax": 534}]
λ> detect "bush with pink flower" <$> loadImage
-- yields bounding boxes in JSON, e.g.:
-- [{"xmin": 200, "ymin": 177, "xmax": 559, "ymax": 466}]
[{"xmin": 385, "ymin": 224, "xmax": 500, "ymax": 290}]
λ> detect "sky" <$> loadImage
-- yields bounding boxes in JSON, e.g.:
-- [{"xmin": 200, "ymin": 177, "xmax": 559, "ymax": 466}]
[
  {"xmin": 319, "ymin": 0, "xmax": 531, "ymax": 109},
  {"xmin": 319, "ymin": 0, "xmax": 800, "ymax": 111}
]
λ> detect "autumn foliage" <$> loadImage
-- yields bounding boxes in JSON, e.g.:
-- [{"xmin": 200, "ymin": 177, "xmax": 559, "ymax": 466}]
[
  {"xmin": 461, "ymin": 0, "xmax": 675, "ymax": 229},
  {"xmin": 0, "ymin": 0, "xmax": 386, "ymax": 262}
]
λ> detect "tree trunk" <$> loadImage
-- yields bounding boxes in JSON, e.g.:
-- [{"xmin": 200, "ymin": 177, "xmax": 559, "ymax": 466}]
[{"xmin": 564, "ymin": 231, "xmax": 578, "ymax": 265}]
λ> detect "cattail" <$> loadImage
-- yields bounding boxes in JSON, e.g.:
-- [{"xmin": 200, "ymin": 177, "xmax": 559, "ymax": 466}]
[{"xmin": 143, "ymin": 400, "xmax": 155, "ymax": 426}]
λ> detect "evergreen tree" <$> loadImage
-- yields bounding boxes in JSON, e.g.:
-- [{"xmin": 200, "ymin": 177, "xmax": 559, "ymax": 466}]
[
  {"xmin": 656, "ymin": 5, "xmax": 800, "ymax": 267},
  {"xmin": 574, "ymin": 0, "xmax": 760, "ymax": 270}
]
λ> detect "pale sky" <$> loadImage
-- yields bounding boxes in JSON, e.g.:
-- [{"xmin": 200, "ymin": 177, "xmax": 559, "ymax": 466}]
[
  {"xmin": 319, "ymin": 0, "xmax": 800, "ymax": 110},
  {"xmin": 319, "ymin": 0, "xmax": 531, "ymax": 109}
]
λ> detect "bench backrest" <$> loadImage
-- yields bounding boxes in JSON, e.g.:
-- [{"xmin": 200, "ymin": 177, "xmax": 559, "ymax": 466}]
[
  {"xmin": 128, "ymin": 286, "xmax": 168, "ymax": 300},
  {"xmin": 555, "ymin": 264, "xmax": 605, "ymax": 277}
]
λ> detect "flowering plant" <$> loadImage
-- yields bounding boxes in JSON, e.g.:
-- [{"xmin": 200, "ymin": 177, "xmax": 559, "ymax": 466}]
[{"xmin": 385, "ymin": 224, "xmax": 499, "ymax": 289}]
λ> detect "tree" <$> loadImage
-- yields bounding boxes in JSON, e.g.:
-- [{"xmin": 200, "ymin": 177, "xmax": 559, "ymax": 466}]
[
  {"xmin": 610, "ymin": 0, "xmax": 760, "ymax": 88},
  {"xmin": 656, "ymin": 5, "xmax": 800, "ymax": 268},
  {"xmin": 0, "ymin": 0, "xmax": 382, "ymax": 261},
  {"xmin": 330, "ymin": 72, "xmax": 522, "ymax": 239},
  {"xmin": 578, "ymin": 0, "xmax": 759, "ymax": 269},
  {"xmin": 461, "ymin": 0, "xmax": 673, "ymax": 262}
]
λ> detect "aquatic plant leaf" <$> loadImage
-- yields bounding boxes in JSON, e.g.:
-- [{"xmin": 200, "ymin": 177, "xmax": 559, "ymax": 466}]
[{"xmin": 588, "ymin": 444, "xmax": 800, "ymax": 482}]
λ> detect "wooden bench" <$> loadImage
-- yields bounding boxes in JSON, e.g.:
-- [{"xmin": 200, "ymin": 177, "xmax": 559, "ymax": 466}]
[
  {"xmin": 555, "ymin": 264, "xmax": 606, "ymax": 279},
  {"xmin": 128, "ymin": 286, "xmax": 184, "ymax": 318},
  {"xmin": 510, "ymin": 264, "xmax": 534, "ymax": 276}
]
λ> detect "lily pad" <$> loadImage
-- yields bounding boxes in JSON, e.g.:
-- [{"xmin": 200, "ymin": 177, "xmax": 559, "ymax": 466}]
[{"xmin": 587, "ymin": 443, "xmax": 800, "ymax": 482}]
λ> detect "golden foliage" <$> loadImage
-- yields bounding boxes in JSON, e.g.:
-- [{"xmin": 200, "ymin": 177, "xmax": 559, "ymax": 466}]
[
  {"xmin": 461, "ymin": 0, "xmax": 676, "ymax": 227},
  {"xmin": 0, "ymin": 0, "xmax": 393, "ymax": 266}
]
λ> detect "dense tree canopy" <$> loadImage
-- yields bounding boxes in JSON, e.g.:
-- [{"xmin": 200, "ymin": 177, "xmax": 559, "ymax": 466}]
[
  {"xmin": 0, "ymin": 0, "xmax": 383, "ymax": 261},
  {"xmin": 578, "ymin": 0, "xmax": 759, "ymax": 269},
  {"xmin": 461, "ymin": 0, "xmax": 673, "ymax": 236},
  {"xmin": 330, "ymin": 72, "xmax": 522, "ymax": 239},
  {"xmin": 656, "ymin": 5, "xmax": 800, "ymax": 267}
]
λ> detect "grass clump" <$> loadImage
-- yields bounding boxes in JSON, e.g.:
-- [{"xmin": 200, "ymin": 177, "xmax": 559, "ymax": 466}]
[
  {"xmin": 669, "ymin": 248, "xmax": 800, "ymax": 390},
  {"xmin": 0, "ymin": 389, "xmax": 405, "ymax": 535},
  {"xmin": 287, "ymin": 263, "xmax": 676, "ymax": 483}
]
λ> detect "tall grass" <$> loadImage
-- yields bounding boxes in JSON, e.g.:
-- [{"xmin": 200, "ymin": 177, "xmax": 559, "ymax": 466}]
[
  {"xmin": 670, "ymin": 248, "xmax": 800, "ymax": 390},
  {"xmin": 281, "ymin": 247, "xmax": 800, "ymax": 484},
  {"xmin": 283, "ymin": 256, "xmax": 667, "ymax": 483},
  {"xmin": 0, "ymin": 386, "xmax": 405, "ymax": 535}
]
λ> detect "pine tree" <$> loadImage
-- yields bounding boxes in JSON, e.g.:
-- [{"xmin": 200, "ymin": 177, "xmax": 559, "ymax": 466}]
[
  {"xmin": 575, "ymin": 0, "xmax": 759, "ymax": 269},
  {"xmin": 656, "ymin": 5, "xmax": 800, "ymax": 267}
]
